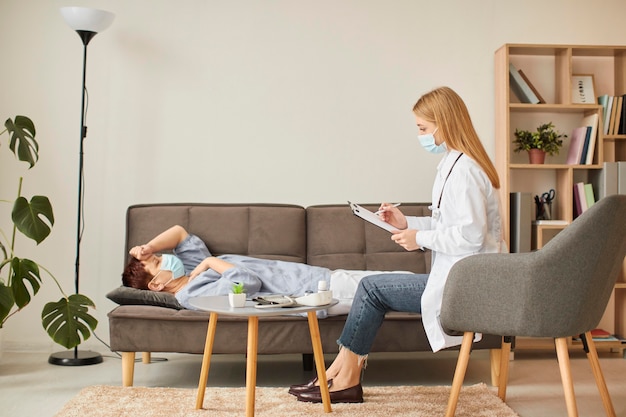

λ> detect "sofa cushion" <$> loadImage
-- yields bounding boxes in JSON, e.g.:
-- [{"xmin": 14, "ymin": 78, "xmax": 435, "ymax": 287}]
[
  {"xmin": 106, "ymin": 286, "xmax": 184, "ymax": 310},
  {"xmin": 306, "ymin": 203, "xmax": 432, "ymax": 272}
]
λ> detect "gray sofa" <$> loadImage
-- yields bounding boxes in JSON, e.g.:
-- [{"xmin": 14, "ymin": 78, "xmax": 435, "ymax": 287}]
[{"xmin": 107, "ymin": 203, "xmax": 503, "ymax": 387}]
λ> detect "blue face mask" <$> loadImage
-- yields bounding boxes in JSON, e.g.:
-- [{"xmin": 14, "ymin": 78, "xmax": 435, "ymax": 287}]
[
  {"xmin": 157, "ymin": 254, "xmax": 186, "ymax": 280},
  {"xmin": 418, "ymin": 128, "xmax": 446, "ymax": 154}
]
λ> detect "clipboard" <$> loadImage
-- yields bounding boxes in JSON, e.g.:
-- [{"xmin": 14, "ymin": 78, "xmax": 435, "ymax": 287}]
[{"xmin": 348, "ymin": 201, "xmax": 396, "ymax": 233}]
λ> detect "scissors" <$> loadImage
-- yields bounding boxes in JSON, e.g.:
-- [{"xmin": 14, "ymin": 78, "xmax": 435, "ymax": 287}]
[{"xmin": 541, "ymin": 189, "xmax": 555, "ymax": 203}]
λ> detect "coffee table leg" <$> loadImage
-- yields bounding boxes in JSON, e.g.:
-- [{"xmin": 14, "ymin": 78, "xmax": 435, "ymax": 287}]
[
  {"xmin": 307, "ymin": 311, "xmax": 332, "ymax": 413},
  {"xmin": 246, "ymin": 316, "xmax": 259, "ymax": 417},
  {"xmin": 196, "ymin": 312, "xmax": 218, "ymax": 410}
]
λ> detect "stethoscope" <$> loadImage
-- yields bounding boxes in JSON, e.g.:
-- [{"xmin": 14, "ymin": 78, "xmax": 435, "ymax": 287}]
[{"xmin": 432, "ymin": 153, "xmax": 464, "ymax": 220}]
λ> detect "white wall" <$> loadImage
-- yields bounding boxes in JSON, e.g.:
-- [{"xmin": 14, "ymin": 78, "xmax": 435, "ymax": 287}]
[{"xmin": 1, "ymin": 0, "xmax": 625, "ymax": 352}]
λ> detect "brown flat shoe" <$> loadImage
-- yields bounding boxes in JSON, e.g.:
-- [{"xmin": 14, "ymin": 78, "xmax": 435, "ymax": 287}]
[
  {"xmin": 288, "ymin": 377, "xmax": 333, "ymax": 396},
  {"xmin": 296, "ymin": 383, "xmax": 363, "ymax": 404}
]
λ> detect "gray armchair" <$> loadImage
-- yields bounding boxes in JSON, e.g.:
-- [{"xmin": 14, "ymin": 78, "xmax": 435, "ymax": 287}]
[{"xmin": 441, "ymin": 194, "xmax": 626, "ymax": 417}]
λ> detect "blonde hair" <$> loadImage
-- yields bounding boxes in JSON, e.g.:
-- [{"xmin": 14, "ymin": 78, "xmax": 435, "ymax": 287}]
[{"xmin": 412, "ymin": 86, "xmax": 500, "ymax": 189}]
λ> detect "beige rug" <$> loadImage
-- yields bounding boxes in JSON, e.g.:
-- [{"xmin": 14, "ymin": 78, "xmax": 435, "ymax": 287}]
[{"xmin": 54, "ymin": 383, "xmax": 519, "ymax": 417}]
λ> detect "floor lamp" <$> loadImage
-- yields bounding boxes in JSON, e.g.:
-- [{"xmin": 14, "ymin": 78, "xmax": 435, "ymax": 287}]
[{"xmin": 48, "ymin": 7, "xmax": 115, "ymax": 366}]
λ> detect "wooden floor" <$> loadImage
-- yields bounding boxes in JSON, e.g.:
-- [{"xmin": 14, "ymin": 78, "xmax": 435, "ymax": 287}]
[{"xmin": 1, "ymin": 347, "xmax": 625, "ymax": 416}]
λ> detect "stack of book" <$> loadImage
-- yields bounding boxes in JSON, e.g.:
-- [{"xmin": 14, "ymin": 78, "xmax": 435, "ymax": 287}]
[
  {"xmin": 509, "ymin": 63, "xmax": 545, "ymax": 104},
  {"xmin": 565, "ymin": 113, "xmax": 599, "ymax": 165},
  {"xmin": 598, "ymin": 94, "xmax": 626, "ymax": 135},
  {"xmin": 589, "ymin": 161, "xmax": 626, "ymax": 199},
  {"xmin": 573, "ymin": 328, "xmax": 622, "ymax": 343},
  {"xmin": 575, "ymin": 162, "xmax": 625, "ymax": 218},
  {"xmin": 573, "ymin": 182, "xmax": 596, "ymax": 218}
]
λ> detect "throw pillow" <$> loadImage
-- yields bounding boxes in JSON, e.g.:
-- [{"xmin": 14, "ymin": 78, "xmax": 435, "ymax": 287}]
[{"xmin": 106, "ymin": 286, "xmax": 184, "ymax": 310}]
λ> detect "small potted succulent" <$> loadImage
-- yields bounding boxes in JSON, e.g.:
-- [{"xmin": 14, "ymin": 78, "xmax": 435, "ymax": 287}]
[
  {"xmin": 513, "ymin": 122, "xmax": 566, "ymax": 164},
  {"xmin": 228, "ymin": 282, "xmax": 246, "ymax": 307}
]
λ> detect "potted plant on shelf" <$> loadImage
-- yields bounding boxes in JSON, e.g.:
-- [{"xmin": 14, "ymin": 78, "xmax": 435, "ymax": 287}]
[
  {"xmin": 228, "ymin": 282, "xmax": 246, "ymax": 307},
  {"xmin": 0, "ymin": 115, "xmax": 98, "ymax": 350},
  {"xmin": 513, "ymin": 122, "xmax": 566, "ymax": 164}
]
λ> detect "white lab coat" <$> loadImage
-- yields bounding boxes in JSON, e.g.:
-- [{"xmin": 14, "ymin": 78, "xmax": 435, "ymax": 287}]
[{"xmin": 407, "ymin": 149, "xmax": 505, "ymax": 352}]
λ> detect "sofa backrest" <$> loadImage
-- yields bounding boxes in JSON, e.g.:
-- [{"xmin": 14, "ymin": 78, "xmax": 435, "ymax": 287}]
[
  {"xmin": 124, "ymin": 203, "xmax": 431, "ymax": 274},
  {"xmin": 125, "ymin": 204, "xmax": 307, "ymax": 266},
  {"xmin": 307, "ymin": 203, "xmax": 432, "ymax": 274}
]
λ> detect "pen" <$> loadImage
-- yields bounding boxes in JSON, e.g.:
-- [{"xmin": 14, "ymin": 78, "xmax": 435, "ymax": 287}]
[{"xmin": 374, "ymin": 203, "xmax": 401, "ymax": 215}]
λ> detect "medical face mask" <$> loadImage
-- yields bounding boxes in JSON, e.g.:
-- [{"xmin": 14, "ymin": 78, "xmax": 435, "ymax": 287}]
[
  {"xmin": 418, "ymin": 128, "xmax": 446, "ymax": 154},
  {"xmin": 151, "ymin": 254, "xmax": 186, "ymax": 289}
]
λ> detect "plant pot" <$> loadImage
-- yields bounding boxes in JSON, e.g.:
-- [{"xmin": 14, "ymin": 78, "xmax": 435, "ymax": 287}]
[
  {"xmin": 528, "ymin": 149, "xmax": 546, "ymax": 164},
  {"xmin": 228, "ymin": 293, "xmax": 246, "ymax": 308}
]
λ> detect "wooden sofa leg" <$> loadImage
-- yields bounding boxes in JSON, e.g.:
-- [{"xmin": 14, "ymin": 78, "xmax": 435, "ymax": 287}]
[
  {"xmin": 142, "ymin": 352, "xmax": 151, "ymax": 364},
  {"xmin": 122, "ymin": 352, "xmax": 136, "ymax": 387},
  {"xmin": 302, "ymin": 353, "xmax": 314, "ymax": 371}
]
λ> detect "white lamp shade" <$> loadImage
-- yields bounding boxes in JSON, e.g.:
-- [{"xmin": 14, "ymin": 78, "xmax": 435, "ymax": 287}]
[{"xmin": 60, "ymin": 7, "xmax": 115, "ymax": 33}]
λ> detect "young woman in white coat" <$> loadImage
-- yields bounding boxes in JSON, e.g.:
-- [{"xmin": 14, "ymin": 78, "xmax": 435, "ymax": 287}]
[{"xmin": 291, "ymin": 86, "xmax": 505, "ymax": 404}]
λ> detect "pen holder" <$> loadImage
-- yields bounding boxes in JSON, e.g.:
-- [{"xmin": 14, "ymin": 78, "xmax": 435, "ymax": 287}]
[{"xmin": 535, "ymin": 201, "xmax": 552, "ymax": 220}]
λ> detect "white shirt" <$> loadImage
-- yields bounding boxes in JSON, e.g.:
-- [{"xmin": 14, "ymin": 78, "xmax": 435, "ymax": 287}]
[{"xmin": 407, "ymin": 149, "xmax": 505, "ymax": 352}]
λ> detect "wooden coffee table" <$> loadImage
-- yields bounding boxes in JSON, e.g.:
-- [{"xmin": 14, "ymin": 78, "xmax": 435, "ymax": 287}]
[{"xmin": 190, "ymin": 295, "xmax": 338, "ymax": 417}]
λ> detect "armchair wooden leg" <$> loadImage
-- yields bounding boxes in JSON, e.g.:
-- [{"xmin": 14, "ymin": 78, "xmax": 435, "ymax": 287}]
[
  {"xmin": 445, "ymin": 332, "xmax": 474, "ymax": 417},
  {"xmin": 142, "ymin": 352, "xmax": 151, "ymax": 364},
  {"xmin": 555, "ymin": 337, "xmax": 578, "ymax": 417},
  {"xmin": 121, "ymin": 352, "xmax": 135, "ymax": 387},
  {"xmin": 583, "ymin": 332, "xmax": 616, "ymax": 417},
  {"xmin": 497, "ymin": 337, "xmax": 512, "ymax": 401},
  {"xmin": 489, "ymin": 349, "xmax": 501, "ymax": 386}
]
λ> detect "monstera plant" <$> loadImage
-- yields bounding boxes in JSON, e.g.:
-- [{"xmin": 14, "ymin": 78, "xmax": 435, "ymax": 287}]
[{"xmin": 0, "ymin": 115, "xmax": 97, "ymax": 349}]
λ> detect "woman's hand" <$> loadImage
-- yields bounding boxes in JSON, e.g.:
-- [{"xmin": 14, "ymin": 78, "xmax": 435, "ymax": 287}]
[
  {"xmin": 189, "ymin": 257, "xmax": 212, "ymax": 280},
  {"xmin": 377, "ymin": 203, "xmax": 408, "ymax": 230},
  {"xmin": 189, "ymin": 256, "xmax": 236, "ymax": 281},
  {"xmin": 129, "ymin": 244, "xmax": 154, "ymax": 261},
  {"xmin": 391, "ymin": 229, "xmax": 420, "ymax": 251}
]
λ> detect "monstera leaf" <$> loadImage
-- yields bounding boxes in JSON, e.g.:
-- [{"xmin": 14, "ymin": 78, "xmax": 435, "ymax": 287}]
[
  {"xmin": 0, "ymin": 283, "xmax": 13, "ymax": 326},
  {"xmin": 9, "ymin": 257, "xmax": 42, "ymax": 308},
  {"xmin": 1, "ymin": 114, "xmax": 96, "ymax": 349},
  {"xmin": 11, "ymin": 195, "xmax": 54, "ymax": 244},
  {"xmin": 42, "ymin": 294, "xmax": 98, "ymax": 349},
  {"xmin": 5, "ymin": 116, "xmax": 38, "ymax": 168}
]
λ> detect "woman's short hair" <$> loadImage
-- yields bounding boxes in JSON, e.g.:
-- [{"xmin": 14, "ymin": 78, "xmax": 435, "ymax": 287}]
[{"xmin": 122, "ymin": 257, "xmax": 152, "ymax": 290}]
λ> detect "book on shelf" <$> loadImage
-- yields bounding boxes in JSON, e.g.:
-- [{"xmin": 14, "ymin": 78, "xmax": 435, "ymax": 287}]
[
  {"xmin": 578, "ymin": 126, "xmax": 591, "ymax": 165},
  {"xmin": 589, "ymin": 162, "xmax": 619, "ymax": 199},
  {"xmin": 565, "ymin": 126, "xmax": 587, "ymax": 165},
  {"xmin": 616, "ymin": 94, "xmax": 626, "ymax": 135},
  {"xmin": 612, "ymin": 96, "xmax": 623, "ymax": 135},
  {"xmin": 532, "ymin": 220, "xmax": 568, "ymax": 226},
  {"xmin": 508, "ymin": 63, "xmax": 540, "ymax": 104},
  {"xmin": 518, "ymin": 69, "xmax": 545, "ymax": 103},
  {"xmin": 598, "ymin": 94, "xmax": 609, "ymax": 122},
  {"xmin": 608, "ymin": 96, "xmax": 621, "ymax": 135},
  {"xmin": 619, "ymin": 161, "xmax": 626, "ymax": 195},
  {"xmin": 574, "ymin": 182, "xmax": 597, "ymax": 218},
  {"xmin": 584, "ymin": 183, "xmax": 596, "ymax": 209},
  {"xmin": 573, "ymin": 329, "xmax": 621, "ymax": 342},
  {"xmin": 509, "ymin": 192, "xmax": 532, "ymax": 253},
  {"xmin": 591, "ymin": 328, "xmax": 613, "ymax": 338},
  {"xmin": 580, "ymin": 113, "xmax": 599, "ymax": 165},
  {"xmin": 602, "ymin": 95, "xmax": 614, "ymax": 135},
  {"xmin": 573, "ymin": 182, "xmax": 588, "ymax": 218}
]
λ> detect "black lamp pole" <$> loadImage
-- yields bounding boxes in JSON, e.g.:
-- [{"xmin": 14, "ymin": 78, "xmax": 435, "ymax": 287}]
[{"xmin": 48, "ymin": 30, "xmax": 103, "ymax": 367}]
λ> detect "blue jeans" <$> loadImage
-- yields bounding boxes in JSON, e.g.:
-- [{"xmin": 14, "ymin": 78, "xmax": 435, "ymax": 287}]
[{"xmin": 337, "ymin": 273, "xmax": 428, "ymax": 356}]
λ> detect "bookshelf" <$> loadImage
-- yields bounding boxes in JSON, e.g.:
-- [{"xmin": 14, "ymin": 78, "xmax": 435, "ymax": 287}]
[{"xmin": 495, "ymin": 44, "xmax": 626, "ymax": 352}]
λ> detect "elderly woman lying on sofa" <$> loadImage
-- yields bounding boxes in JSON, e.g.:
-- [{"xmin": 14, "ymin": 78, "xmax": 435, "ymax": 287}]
[{"xmin": 122, "ymin": 225, "xmax": 408, "ymax": 315}]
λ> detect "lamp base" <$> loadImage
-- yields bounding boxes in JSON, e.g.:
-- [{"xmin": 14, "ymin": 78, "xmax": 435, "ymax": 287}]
[{"xmin": 48, "ymin": 350, "xmax": 103, "ymax": 366}]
